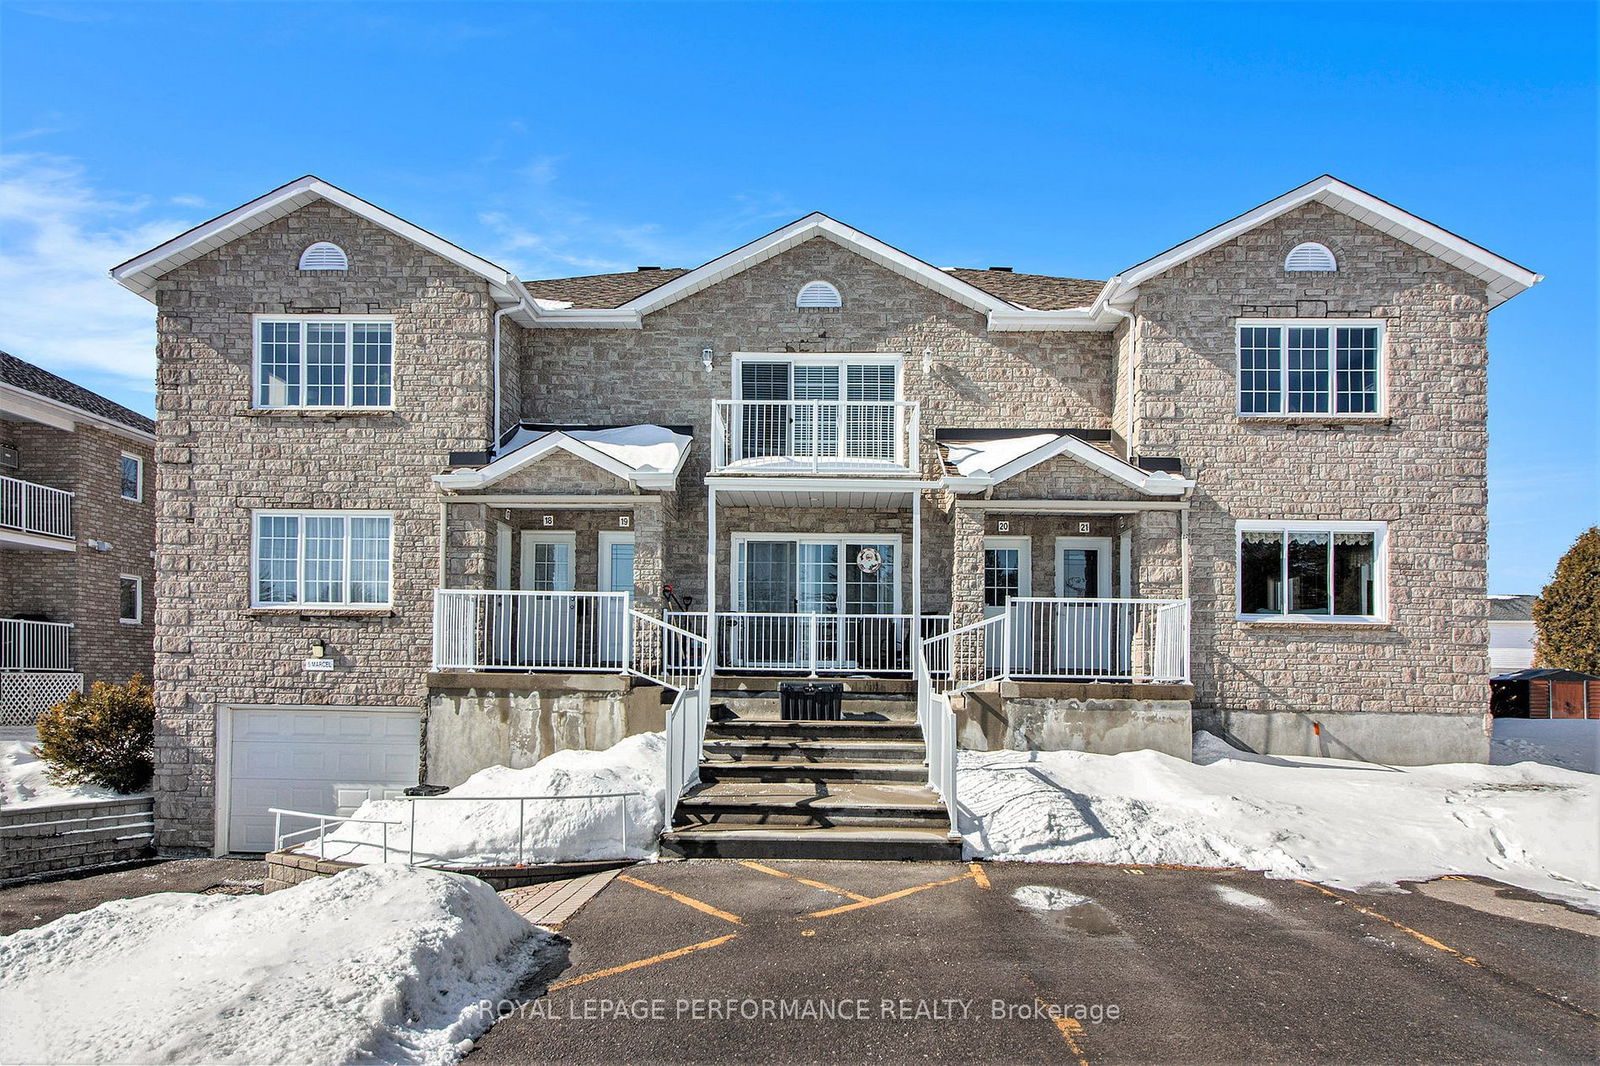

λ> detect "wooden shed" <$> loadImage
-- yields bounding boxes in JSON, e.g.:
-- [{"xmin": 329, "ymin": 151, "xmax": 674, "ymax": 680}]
[{"xmin": 1491, "ymin": 668, "xmax": 1600, "ymax": 719}]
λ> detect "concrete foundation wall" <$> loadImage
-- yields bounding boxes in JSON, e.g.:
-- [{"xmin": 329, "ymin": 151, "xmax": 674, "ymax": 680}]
[
  {"xmin": 956, "ymin": 683, "xmax": 1195, "ymax": 760},
  {"xmin": 1195, "ymin": 707, "xmax": 1491, "ymax": 766},
  {"xmin": 424, "ymin": 674, "xmax": 665, "ymax": 787}
]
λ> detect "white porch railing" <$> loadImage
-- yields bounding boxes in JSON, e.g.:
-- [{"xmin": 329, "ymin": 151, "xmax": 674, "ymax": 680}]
[
  {"xmin": 0, "ymin": 475, "xmax": 73, "ymax": 540},
  {"xmin": 432, "ymin": 590, "xmax": 708, "ymax": 692},
  {"xmin": 913, "ymin": 635, "xmax": 959, "ymax": 836},
  {"xmin": 924, "ymin": 597, "xmax": 1191, "ymax": 694},
  {"xmin": 664, "ymin": 611, "xmax": 951, "ymax": 675},
  {"xmin": 0, "ymin": 619, "xmax": 73, "ymax": 672},
  {"xmin": 664, "ymin": 641, "xmax": 715, "ymax": 827},
  {"xmin": 710, "ymin": 400, "xmax": 920, "ymax": 473}
]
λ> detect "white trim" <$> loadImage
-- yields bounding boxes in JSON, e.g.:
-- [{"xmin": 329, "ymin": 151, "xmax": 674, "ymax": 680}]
[
  {"xmin": 119, "ymin": 452, "xmax": 144, "ymax": 502},
  {"xmin": 0, "ymin": 382, "xmax": 154, "ymax": 443},
  {"xmin": 518, "ymin": 530, "xmax": 577, "ymax": 592},
  {"xmin": 1234, "ymin": 519, "xmax": 1388, "ymax": 624},
  {"xmin": 118, "ymin": 574, "xmax": 143, "ymax": 625},
  {"xmin": 944, "ymin": 433, "xmax": 1193, "ymax": 497},
  {"xmin": 796, "ymin": 280, "xmax": 843, "ymax": 308},
  {"xmin": 251, "ymin": 314, "xmax": 396, "ymax": 412},
  {"xmin": 983, "ymin": 535, "xmax": 1033, "ymax": 603},
  {"xmin": 249, "ymin": 509, "xmax": 395, "ymax": 609},
  {"xmin": 1102, "ymin": 175, "xmax": 1541, "ymax": 310},
  {"xmin": 433, "ymin": 428, "xmax": 689, "ymax": 492},
  {"xmin": 1053, "ymin": 536, "xmax": 1114, "ymax": 598},
  {"xmin": 0, "ymin": 528, "xmax": 77, "ymax": 552},
  {"xmin": 957, "ymin": 498, "xmax": 1189, "ymax": 513},
  {"xmin": 494, "ymin": 521, "xmax": 513, "ymax": 591},
  {"xmin": 598, "ymin": 530, "xmax": 636, "ymax": 593},
  {"xmin": 730, "ymin": 532, "xmax": 905, "ymax": 615},
  {"xmin": 1235, "ymin": 319, "xmax": 1388, "ymax": 419},
  {"xmin": 298, "ymin": 242, "xmax": 348, "ymax": 271}
]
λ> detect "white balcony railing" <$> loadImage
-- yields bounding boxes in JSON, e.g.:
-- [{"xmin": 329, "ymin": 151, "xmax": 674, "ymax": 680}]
[
  {"xmin": 0, "ymin": 619, "xmax": 73, "ymax": 672},
  {"xmin": 664, "ymin": 611, "xmax": 950, "ymax": 675},
  {"xmin": 710, "ymin": 400, "xmax": 920, "ymax": 473},
  {"xmin": 925, "ymin": 598, "xmax": 1191, "ymax": 692},
  {"xmin": 0, "ymin": 475, "xmax": 73, "ymax": 540}
]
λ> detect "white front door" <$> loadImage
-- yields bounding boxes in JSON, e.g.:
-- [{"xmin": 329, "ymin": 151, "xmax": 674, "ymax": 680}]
[
  {"xmin": 520, "ymin": 531, "xmax": 576, "ymax": 666},
  {"xmin": 984, "ymin": 537, "xmax": 1031, "ymax": 675},
  {"xmin": 598, "ymin": 531, "xmax": 635, "ymax": 664},
  {"xmin": 1055, "ymin": 536, "xmax": 1114, "ymax": 674}
]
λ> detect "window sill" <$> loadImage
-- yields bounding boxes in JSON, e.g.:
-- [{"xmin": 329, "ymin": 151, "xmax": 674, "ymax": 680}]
[
  {"xmin": 242, "ymin": 408, "xmax": 397, "ymax": 419},
  {"xmin": 118, "ymin": 619, "xmax": 142, "ymax": 626},
  {"xmin": 1238, "ymin": 616, "xmax": 1392, "ymax": 631},
  {"xmin": 1237, "ymin": 415, "xmax": 1391, "ymax": 428},
  {"xmin": 244, "ymin": 606, "xmax": 396, "ymax": 619}
]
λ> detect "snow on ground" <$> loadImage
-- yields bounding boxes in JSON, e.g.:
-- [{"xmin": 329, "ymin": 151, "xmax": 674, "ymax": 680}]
[
  {"xmin": 0, "ymin": 865, "xmax": 558, "ymax": 1066},
  {"xmin": 961, "ymin": 732, "xmax": 1600, "ymax": 911},
  {"xmin": 305, "ymin": 732, "xmax": 666, "ymax": 866},
  {"xmin": 0, "ymin": 731, "xmax": 127, "ymax": 810},
  {"xmin": 1491, "ymin": 718, "xmax": 1600, "ymax": 774}
]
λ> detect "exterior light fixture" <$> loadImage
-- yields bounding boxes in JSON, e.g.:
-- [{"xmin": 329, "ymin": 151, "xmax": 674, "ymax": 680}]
[
  {"xmin": 702, "ymin": 347, "xmax": 714, "ymax": 372},
  {"xmin": 921, "ymin": 347, "xmax": 934, "ymax": 374},
  {"xmin": 309, "ymin": 639, "xmax": 328, "ymax": 659}
]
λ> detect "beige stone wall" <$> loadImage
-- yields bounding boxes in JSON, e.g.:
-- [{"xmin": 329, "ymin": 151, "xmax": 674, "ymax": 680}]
[
  {"xmin": 1128, "ymin": 200, "xmax": 1490, "ymax": 718},
  {"xmin": 150, "ymin": 201, "xmax": 497, "ymax": 851}
]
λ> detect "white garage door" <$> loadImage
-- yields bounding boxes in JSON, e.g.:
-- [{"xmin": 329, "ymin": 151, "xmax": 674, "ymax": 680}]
[{"xmin": 226, "ymin": 707, "xmax": 420, "ymax": 853}]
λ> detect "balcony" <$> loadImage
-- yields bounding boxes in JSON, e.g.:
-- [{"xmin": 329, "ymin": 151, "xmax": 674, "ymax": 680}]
[
  {"xmin": 0, "ymin": 619, "xmax": 80, "ymax": 727},
  {"xmin": 0, "ymin": 474, "xmax": 73, "ymax": 543},
  {"xmin": 710, "ymin": 400, "xmax": 920, "ymax": 475}
]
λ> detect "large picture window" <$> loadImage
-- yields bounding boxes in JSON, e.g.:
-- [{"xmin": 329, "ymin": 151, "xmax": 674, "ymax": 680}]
[
  {"xmin": 254, "ymin": 317, "xmax": 393, "ymax": 409},
  {"xmin": 1237, "ymin": 521, "xmax": 1385, "ymax": 622},
  {"xmin": 253, "ymin": 511, "xmax": 392, "ymax": 607},
  {"xmin": 1237, "ymin": 321, "xmax": 1382, "ymax": 417}
]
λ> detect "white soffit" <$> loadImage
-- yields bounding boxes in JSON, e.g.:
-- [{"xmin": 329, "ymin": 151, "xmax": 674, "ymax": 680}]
[{"xmin": 1102, "ymin": 175, "xmax": 1542, "ymax": 309}]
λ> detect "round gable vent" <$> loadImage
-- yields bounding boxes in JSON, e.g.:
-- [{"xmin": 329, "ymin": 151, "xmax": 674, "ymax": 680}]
[
  {"xmin": 1284, "ymin": 242, "xmax": 1337, "ymax": 272},
  {"xmin": 298, "ymin": 242, "xmax": 349, "ymax": 271},
  {"xmin": 796, "ymin": 280, "xmax": 842, "ymax": 308}
]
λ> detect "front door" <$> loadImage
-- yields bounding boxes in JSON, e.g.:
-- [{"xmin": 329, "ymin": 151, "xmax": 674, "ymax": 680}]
[
  {"xmin": 519, "ymin": 532, "xmax": 576, "ymax": 666},
  {"xmin": 734, "ymin": 537, "xmax": 899, "ymax": 671},
  {"xmin": 598, "ymin": 531, "xmax": 635, "ymax": 665},
  {"xmin": 984, "ymin": 537, "xmax": 1031, "ymax": 675},
  {"xmin": 1055, "ymin": 537, "xmax": 1115, "ymax": 674}
]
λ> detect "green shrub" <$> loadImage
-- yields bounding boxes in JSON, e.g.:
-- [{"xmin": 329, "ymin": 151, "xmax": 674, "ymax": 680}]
[
  {"xmin": 1533, "ymin": 527, "xmax": 1600, "ymax": 675},
  {"xmin": 34, "ymin": 674, "xmax": 155, "ymax": 793}
]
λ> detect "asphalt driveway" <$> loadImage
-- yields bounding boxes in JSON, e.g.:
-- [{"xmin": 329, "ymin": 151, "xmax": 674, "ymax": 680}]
[
  {"xmin": 470, "ymin": 859, "xmax": 1600, "ymax": 1065},
  {"xmin": 0, "ymin": 858, "xmax": 265, "ymax": 935}
]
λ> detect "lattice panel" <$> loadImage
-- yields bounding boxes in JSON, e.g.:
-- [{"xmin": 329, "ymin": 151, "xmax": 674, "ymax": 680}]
[{"xmin": 0, "ymin": 672, "xmax": 82, "ymax": 726}]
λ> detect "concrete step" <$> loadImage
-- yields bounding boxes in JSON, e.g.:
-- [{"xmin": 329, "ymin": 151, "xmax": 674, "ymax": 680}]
[
  {"xmin": 703, "ymin": 739, "xmax": 926, "ymax": 764},
  {"xmin": 675, "ymin": 781, "xmax": 948, "ymax": 829},
  {"xmin": 699, "ymin": 760, "xmax": 928, "ymax": 784},
  {"xmin": 660, "ymin": 825, "xmax": 962, "ymax": 862},
  {"xmin": 706, "ymin": 719, "xmax": 923, "ymax": 742}
]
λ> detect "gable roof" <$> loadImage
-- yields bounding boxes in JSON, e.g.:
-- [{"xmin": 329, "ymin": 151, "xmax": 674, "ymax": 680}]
[
  {"xmin": 0, "ymin": 351, "xmax": 155, "ymax": 437},
  {"xmin": 938, "ymin": 428, "xmax": 1192, "ymax": 497},
  {"xmin": 110, "ymin": 175, "xmax": 537, "ymax": 318},
  {"xmin": 434, "ymin": 423, "xmax": 692, "ymax": 492},
  {"xmin": 1489, "ymin": 594, "xmax": 1539, "ymax": 622},
  {"xmin": 525, "ymin": 269, "xmax": 691, "ymax": 309},
  {"xmin": 1099, "ymin": 175, "xmax": 1542, "ymax": 310}
]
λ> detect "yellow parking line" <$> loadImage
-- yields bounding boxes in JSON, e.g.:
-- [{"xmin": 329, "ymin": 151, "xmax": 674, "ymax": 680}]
[
  {"xmin": 1044, "ymin": 1009, "xmax": 1091, "ymax": 1066},
  {"xmin": 968, "ymin": 862, "xmax": 991, "ymax": 889},
  {"xmin": 547, "ymin": 934, "xmax": 739, "ymax": 992},
  {"xmin": 617, "ymin": 874, "xmax": 743, "ymax": 925},
  {"xmin": 738, "ymin": 860, "xmax": 872, "ymax": 901},
  {"xmin": 1297, "ymin": 880, "xmax": 1480, "ymax": 965},
  {"xmin": 806, "ymin": 870, "xmax": 975, "ymax": 918}
]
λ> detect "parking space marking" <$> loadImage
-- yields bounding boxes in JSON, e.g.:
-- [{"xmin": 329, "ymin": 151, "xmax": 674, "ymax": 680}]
[
  {"xmin": 968, "ymin": 862, "xmax": 991, "ymax": 889},
  {"xmin": 1297, "ymin": 880, "xmax": 1481, "ymax": 965},
  {"xmin": 617, "ymin": 874, "xmax": 744, "ymax": 925},
  {"xmin": 737, "ymin": 860, "xmax": 871, "ymax": 901},
  {"xmin": 547, "ymin": 934, "xmax": 740, "ymax": 992},
  {"xmin": 805, "ymin": 869, "xmax": 975, "ymax": 918}
]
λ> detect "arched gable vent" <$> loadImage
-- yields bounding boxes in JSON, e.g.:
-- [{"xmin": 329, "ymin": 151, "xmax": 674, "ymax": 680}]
[
  {"xmin": 796, "ymin": 280, "xmax": 842, "ymax": 308},
  {"xmin": 298, "ymin": 242, "xmax": 349, "ymax": 271},
  {"xmin": 1284, "ymin": 242, "xmax": 1337, "ymax": 272}
]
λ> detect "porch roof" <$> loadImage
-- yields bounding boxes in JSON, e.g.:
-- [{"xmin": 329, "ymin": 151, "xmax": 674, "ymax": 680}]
[
  {"xmin": 435, "ymin": 422, "xmax": 692, "ymax": 492},
  {"xmin": 937, "ymin": 428, "xmax": 1193, "ymax": 496}
]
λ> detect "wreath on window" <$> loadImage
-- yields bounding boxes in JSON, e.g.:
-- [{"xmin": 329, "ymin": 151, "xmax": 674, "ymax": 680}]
[{"xmin": 855, "ymin": 546, "xmax": 883, "ymax": 575}]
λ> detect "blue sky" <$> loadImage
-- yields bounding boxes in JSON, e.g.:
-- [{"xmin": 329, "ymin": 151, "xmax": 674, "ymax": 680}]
[{"xmin": 1, "ymin": 1, "xmax": 1594, "ymax": 593}]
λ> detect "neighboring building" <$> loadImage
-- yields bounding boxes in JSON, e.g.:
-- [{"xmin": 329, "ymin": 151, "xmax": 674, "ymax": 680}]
[
  {"xmin": 113, "ymin": 174, "xmax": 1541, "ymax": 855},
  {"xmin": 1491, "ymin": 668, "xmax": 1600, "ymax": 719},
  {"xmin": 1488, "ymin": 593, "xmax": 1538, "ymax": 672},
  {"xmin": 1, "ymin": 352, "xmax": 156, "ymax": 726}
]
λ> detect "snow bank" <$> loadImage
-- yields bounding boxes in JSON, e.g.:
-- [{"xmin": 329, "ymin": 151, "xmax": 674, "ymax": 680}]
[
  {"xmin": 0, "ymin": 736, "xmax": 127, "ymax": 810},
  {"xmin": 306, "ymin": 732, "xmax": 666, "ymax": 866},
  {"xmin": 0, "ymin": 865, "xmax": 558, "ymax": 1066},
  {"xmin": 961, "ymin": 733, "xmax": 1600, "ymax": 910},
  {"xmin": 1491, "ymin": 718, "xmax": 1600, "ymax": 775}
]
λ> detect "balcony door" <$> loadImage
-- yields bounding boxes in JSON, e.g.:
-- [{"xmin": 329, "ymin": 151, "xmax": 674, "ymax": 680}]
[
  {"xmin": 732, "ymin": 536, "xmax": 899, "ymax": 670},
  {"xmin": 735, "ymin": 357, "xmax": 900, "ymax": 463},
  {"xmin": 1054, "ymin": 537, "xmax": 1116, "ymax": 674},
  {"xmin": 519, "ymin": 532, "xmax": 576, "ymax": 666}
]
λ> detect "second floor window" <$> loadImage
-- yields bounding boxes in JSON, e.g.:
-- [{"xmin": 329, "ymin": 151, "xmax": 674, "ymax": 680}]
[
  {"xmin": 119, "ymin": 453, "xmax": 142, "ymax": 501},
  {"xmin": 1238, "ymin": 321, "xmax": 1381, "ymax": 417},
  {"xmin": 253, "ymin": 511, "xmax": 392, "ymax": 607},
  {"xmin": 255, "ymin": 317, "xmax": 393, "ymax": 409}
]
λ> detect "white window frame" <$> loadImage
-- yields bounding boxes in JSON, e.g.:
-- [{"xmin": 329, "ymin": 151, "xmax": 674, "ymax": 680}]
[
  {"xmin": 118, "ymin": 574, "xmax": 142, "ymax": 625},
  {"xmin": 250, "ymin": 509, "xmax": 394, "ymax": 608},
  {"xmin": 251, "ymin": 314, "xmax": 396, "ymax": 411},
  {"xmin": 119, "ymin": 452, "xmax": 143, "ymax": 502},
  {"xmin": 731, "ymin": 532, "xmax": 904, "ymax": 615},
  {"xmin": 1235, "ymin": 519, "xmax": 1388, "ymax": 624},
  {"xmin": 1235, "ymin": 319, "xmax": 1386, "ymax": 419}
]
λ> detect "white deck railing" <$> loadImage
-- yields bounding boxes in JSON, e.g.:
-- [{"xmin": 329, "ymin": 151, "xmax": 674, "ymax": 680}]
[
  {"xmin": 0, "ymin": 619, "xmax": 73, "ymax": 672},
  {"xmin": 664, "ymin": 611, "xmax": 951, "ymax": 675},
  {"xmin": 913, "ymin": 635, "xmax": 959, "ymax": 836},
  {"xmin": 924, "ymin": 597, "xmax": 1191, "ymax": 693},
  {"xmin": 711, "ymin": 399, "xmax": 920, "ymax": 473},
  {"xmin": 0, "ymin": 475, "xmax": 73, "ymax": 540}
]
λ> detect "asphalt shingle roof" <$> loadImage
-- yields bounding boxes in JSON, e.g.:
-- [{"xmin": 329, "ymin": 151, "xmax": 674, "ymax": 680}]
[
  {"xmin": 1489, "ymin": 594, "xmax": 1539, "ymax": 622},
  {"xmin": 523, "ymin": 267, "xmax": 1104, "ymax": 311},
  {"xmin": 0, "ymin": 351, "xmax": 155, "ymax": 436}
]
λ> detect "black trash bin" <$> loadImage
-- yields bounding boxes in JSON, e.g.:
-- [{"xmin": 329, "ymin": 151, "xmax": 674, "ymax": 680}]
[
  {"xmin": 779, "ymin": 680, "xmax": 843, "ymax": 721},
  {"xmin": 404, "ymin": 783, "xmax": 451, "ymax": 797}
]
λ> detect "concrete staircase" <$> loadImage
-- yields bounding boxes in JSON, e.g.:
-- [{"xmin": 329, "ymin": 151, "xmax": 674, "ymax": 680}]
[{"xmin": 660, "ymin": 678, "xmax": 962, "ymax": 861}]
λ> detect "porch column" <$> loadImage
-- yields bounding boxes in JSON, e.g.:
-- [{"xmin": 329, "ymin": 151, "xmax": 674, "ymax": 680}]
[
  {"xmin": 443, "ymin": 501, "xmax": 495, "ymax": 591},
  {"xmin": 705, "ymin": 486, "xmax": 718, "ymax": 675},
  {"xmin": 630, "ymin": 498, "xmax": 665, "ymax": 676},
  {"xmin": 951, "ymin": 504, "xmax": 986, "ymax": 680},
  {"xmin": 910, "ymin": 489, "xmax": 922, "ymax": 666},
  {"xmin": 1131, "ymin": 508, "xmax": 1187, "ymax": 682}
]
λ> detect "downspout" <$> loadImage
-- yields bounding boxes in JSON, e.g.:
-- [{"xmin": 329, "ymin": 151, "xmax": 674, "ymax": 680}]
[{"xmin": 491, "ymin": 306, "xmax": 513, "ymax": 447}]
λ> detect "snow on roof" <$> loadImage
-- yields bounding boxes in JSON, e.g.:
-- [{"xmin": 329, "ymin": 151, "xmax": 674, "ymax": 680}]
[
  {"xmin": 943, "ymin": 432, "xmax": 1065, "ymax": 477},
  {"xmin": 495, "ymin": 423, "xmax": 691, "ymax": 473}
]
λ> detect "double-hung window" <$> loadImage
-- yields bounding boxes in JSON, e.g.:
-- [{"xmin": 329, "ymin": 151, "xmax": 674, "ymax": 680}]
[
  {"xmin": 1237, "ymin": 321, "xmax": 1382, "ymax": 417},
  {"xmin": 253, "ymin": 511, "xmax": 393, "ymax": 607},
  {"xmin": 1237, "ymin": 520, "xmax": 1386, "ymax": 622},
  {"xmin": 254, "ymin": 316, "xmax": 394, "ymax": 409}
]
